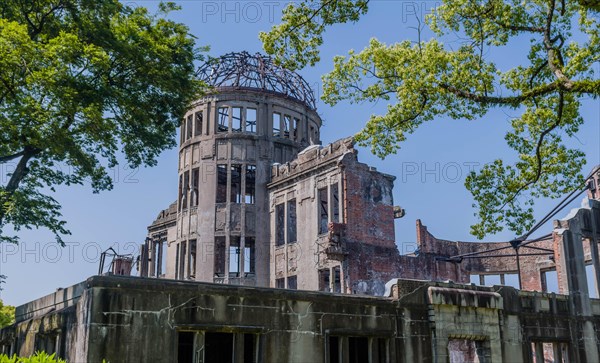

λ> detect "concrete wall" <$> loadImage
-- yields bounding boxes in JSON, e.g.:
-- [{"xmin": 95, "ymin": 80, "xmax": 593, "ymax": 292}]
[{"xmin": 4, "ymin": 276, "xmax": 600, "ymax": 362}]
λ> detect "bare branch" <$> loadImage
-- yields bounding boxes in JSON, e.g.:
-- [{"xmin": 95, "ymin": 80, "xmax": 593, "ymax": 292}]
[
  {"xmin": 285, "ymin": 0, "xmax": 370, "ymax": 35},
  {"xmin": 439, "ymin": 79, "xmax": 599, "ymax": 106},
  {"xmin": 496, "ymin": 91, "xmax": 565, "ymax": 211},
  {"xmin": 0, "ymin": 151, "xmax": 26, "ymax": 163}
]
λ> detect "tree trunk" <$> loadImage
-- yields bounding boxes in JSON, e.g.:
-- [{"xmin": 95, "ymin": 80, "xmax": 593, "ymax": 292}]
[{"xmin": 0, "ymin": 147, "xmax": 38, "ymax": 226}]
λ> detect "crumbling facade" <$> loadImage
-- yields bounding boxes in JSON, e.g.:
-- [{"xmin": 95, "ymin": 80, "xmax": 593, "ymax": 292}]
[{"xmin": 268, "ymin": 137, "xmax": 402, "ymax": 295}]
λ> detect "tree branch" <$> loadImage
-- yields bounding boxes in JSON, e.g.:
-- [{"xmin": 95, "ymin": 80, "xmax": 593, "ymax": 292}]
[
  {"xmin": 438, "ymin": 82, "xmax": 557, "ymax": 106},
  {"xmin": 529, "ymin": 60, "xmax": 548, "ymax": 107},
  {"xmin": 493, "ymin": 21, "xmax": 544, "ymax": 33},
  {"xmin": 0, "ymin": 146, "xmax": 41, "ymax": 225},
  {"xmin": 0, "ymin": 150, "xmax": 26, "ymax": 163},
  {"xmin": 23, "ymin": 0, "xmax": 66, "ymax": 38},
  {"xmin": 497, "ymin": 91, "xmax": 565, "ymax": 211},
  {"xmin": 285, "ymin": 0, "xmax": 370, "ymax": 34},
  {"xmin": 393, "ymin": 91, "xmax": 429, "ymax": 128},
  {"xmin": 542, "ymin": 0, "xmax": 573, "ymax": 88},
  {"xmin": 438, "ymin": 79, "xmax": 599, "ymax": 106}
]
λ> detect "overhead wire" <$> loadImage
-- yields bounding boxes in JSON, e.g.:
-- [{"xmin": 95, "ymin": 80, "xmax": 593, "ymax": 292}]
[{"xmin": 447, "ymin": 168, "xmax": 598, "ymax": 261}]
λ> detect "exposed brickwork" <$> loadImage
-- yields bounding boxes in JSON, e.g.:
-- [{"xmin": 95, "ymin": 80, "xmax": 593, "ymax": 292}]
[
  {"xmin": 270, "ymin": 138, "xmax": 401, "ymax": 294},
  {"xmin": 406, "ymin": 219, "xmax": 555, "ymax": 289},
  {"xmin": 586, "ymin": 165, "xmax": 600, "ymax": 200},
  {"xmin": 269, "ymin": 137, "xmax": 569, "ymax": 295}
]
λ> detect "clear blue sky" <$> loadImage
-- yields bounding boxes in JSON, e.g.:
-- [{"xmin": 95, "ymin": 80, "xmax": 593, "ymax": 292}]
[{"xmin": 1, "ymin": 0, "xmax": 598, "ymax": 306}]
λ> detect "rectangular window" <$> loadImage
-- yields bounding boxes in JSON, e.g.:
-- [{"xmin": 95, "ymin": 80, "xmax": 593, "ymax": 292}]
[
  {"xmin": 175, "ymin": 243, "xmax": 180, "ymax": 279},
  {"xmin": 229, "ymin": 237, "xmax": 240, "ymax": 276},
  {"xmin": 188, "ymin": 240, "xmax": 196, "ymax": 279},
  {"xmin": 159, "ymin": 240, "xmax": 166, "ymax": 277},
  {"xmin": 194, "ymin": 111, "xmax": 203, "ymax": 136},
  {"xmin": 586, "ymin": 264, "xmax": 599, "ymax": 298},
  {"xmin": 180, "ymin": 119, "xmax": 185, "ymax": 145},
  {"xmin": 275, "ymin": 277, "xmax": 285, "ymax": 288},
  {"xmin": 287, "ymin": 275, "xmax": 297, "ymax": 290},
  {"xmin": 232, "ymin": 107, "xmax": 242, "ymax": 132},
  {"xmin": 230, "ymin": 164, "xmax": 242, "ymax": 204},
  {"xmin": 191, "ymin": 168, "xmax": 199, "ymax": 207},
  {"xmin": 319, "ymin": 187, "xmax": 329, "ymax": 234},
  {"xmin": 216, "ymin": 165, "xmax": 227, "ymax": 203},
  {"xmin": 245, "ymin": 165, "xmax": 256, "ymax": 204},
  {"xmin": 293, "ymin": 117, "xmax": 299, "ymax": 140},
  {"xmin": 372, "ymin": 338, "xmax": 388, "ymax": 363},
  {"xmin": 287, "ymin": 200, "xmax": 297, "ymax": 243},
  {"xmin": 182, "ymin": 171, "xmax": 189, "ymax": 210},
  {"xmin": 218, "ymin": 107, "xmax": 229, "ymax": 132},
  {"xmin": 177, "ymin": 332, "xmax": 194, "ymax": 363},
  {"xmin": 332, "ymin": 183, "xmax": 340, "ymax": 223},
  {"xmin": 244, "ymin": 334, "xmax": 257, "ymax": 363},
  {"xmin": 152, "ymin": 240, "xmax": 162, "ymax": 277},
  {"xmin": 319, "ymin": 269, "xmax": 330, "ymax": 292},
  {"xmin": 283, "ymin": 115, "xmax": 291, "ymax": 138},
  {"xmin": 348, "ymin": 337, "xmax": 369, "ymax": 363},
  {"xmin": 188, "ymin": 331, "xmax": 259, "ymax": 363},
  {"xmin": 541, "ymin": 269, "xmax": 559, "ymax": 293},
  {"xmin": 273, "ymin": 113, "xmax": 281, "ymax": 137},
  {"xmin": 333, "ymin": 266, "xmax": 341, "ymax": 293},
  {"xmin": 329, "ymin": 336, "xmax": 340, "ymax": 363},
  {"xmin": 246, "ymin": 108, "xmax": 257, "ymax": 133},
  {"xmin": 186, "ymin": 114, "xmax": 193, "ymax": 140},
  {"xmin": 205, "ymin": 332, "xmax": 233, "ymax": 363},
  {"xmin": 179, "ymin": 242, "xmax": 186, "ymax": 280},
  {"xmin": 178, "ymin": 174, "xmax": 184, "ymax": 211},
  {"xmin": 197, "ymin": 331, "xmax": 259, "ymax": 363},
  {"xmin": 244, "ymin": 237, "xmax": 255, "ymax": 274},
  {"xmin": 275, "ymin": 203, "xmax": 285, "ymax": 246},
  {"xmin": 214, "ymin": 237, "xmax": 226, "ymax": 277}
]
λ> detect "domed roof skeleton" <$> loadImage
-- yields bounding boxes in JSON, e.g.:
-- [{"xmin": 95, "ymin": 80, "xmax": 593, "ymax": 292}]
[{"xmin": 196, "ymin": 51, "xmax": 317, "ymax": 110}]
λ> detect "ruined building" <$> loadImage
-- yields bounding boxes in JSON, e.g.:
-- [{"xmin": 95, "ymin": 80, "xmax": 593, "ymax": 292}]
[
  {"xmin": 142, "ymin": 52, "xmax": 323, "ymax": 288},
  {"xmin": 141, "ymin": 52, "xmax": 406, "ymax": 295},
  {"xmin": 2, "ymin": 52, "xmax": 600, "ymax": 362}
]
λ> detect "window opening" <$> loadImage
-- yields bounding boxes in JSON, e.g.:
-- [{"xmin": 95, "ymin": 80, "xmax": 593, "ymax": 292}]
[
  {"xmin": 245, "ymin": 165, "xmax": 256, "ymax": 204},
  {"xmin": 218, "ymin": 107, "xmax": 229, "ymax": 132},
  {"xmin": 231, "ymin": 165, "xmax": 242, "ymax": 204},
  {"xmin": 232, "ymin": 107, "xmax": 242, "ymax": 132},
  {"xmin": 246, "ymin": 108, "xmax": 257, "ymax": 133},
  {"xmin": 216, "ymin": 165, "xmax": 227, "ymax": 203},
  {"xmin": 319, "ymin": 187, "xmax": 329, "ymax": 234},
  {"xmin": 194, "ymin": 111, "xmax": 203, "ymax": 136},
  {"xmin": 273, "ymin": 113, "xmax": 281, "ymax": 137},
  {"xmin": 275, "ymin": 203, "xmax": 285, "ymax": 246}
]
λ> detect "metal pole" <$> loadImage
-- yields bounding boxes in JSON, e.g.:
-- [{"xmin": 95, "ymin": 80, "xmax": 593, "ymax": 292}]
[
  {"xmin": 98, "ymin": 252, "xmax": 106, "ymax": 275},
  {"xmin": 510, "ymin": 238, "xmax": 524, "ymax": 290},
  {"xmin": 515, "ymin": 247, "xmax": 523, "ymax": 290}
]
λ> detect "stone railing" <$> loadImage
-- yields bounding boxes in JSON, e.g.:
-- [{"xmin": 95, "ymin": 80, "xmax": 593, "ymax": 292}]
[{"xmin": 271, "ymin": 137, "xmax": 355, "ymax": 181}]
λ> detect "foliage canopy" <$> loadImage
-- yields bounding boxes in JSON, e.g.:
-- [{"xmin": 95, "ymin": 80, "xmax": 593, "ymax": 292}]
[
  {"xmin": 0, "ymin": 1, "xmax": 204, "ymax": 243},
  {"xmin": 0, "ymin": 299, "xmax": 15, "ymax": 328},
  {"xmin": 261, "ymin": 0, "xmax": 600, "ymax": 238}
]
